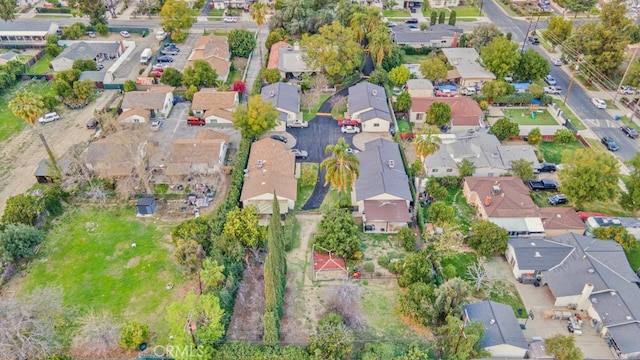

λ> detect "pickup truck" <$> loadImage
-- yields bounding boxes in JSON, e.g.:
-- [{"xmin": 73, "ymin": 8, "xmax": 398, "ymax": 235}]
[
  {"xmin": 543, "ymin": 86, "xmax": 561, "ymax": 95},
  {"xmin": 286, "ymin": 120, "xmax": 308, "ymax": 128},
  {"xmin": 528, "ymin": 179, "xmax": 558, "ymax": 192}
]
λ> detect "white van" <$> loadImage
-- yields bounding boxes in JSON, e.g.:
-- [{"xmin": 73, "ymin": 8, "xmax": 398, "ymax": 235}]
[
  {"xmin": 140, "ymin": 48, "xmax": 152, "ymax": 65},
  {"xmin": 38, "ymin": 112, "xmax": 60, "ymax": 124}
]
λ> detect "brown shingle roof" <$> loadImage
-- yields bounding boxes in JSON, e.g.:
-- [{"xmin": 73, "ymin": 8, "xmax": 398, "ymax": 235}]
[
  {"xmin": 540, "ymin": 207, "xmax": 587, "ymax": 232},
  {"xmin": 121, "ymin": 87, "xmax": 174, "ymax": 110},
  {"xmin": 85, "ymin": 131, "xmax": 141, "ymax": 177},
  {"xmin": 411, "ymin": 97, "xmax": 483, "ymax": 126},
  {"xmin": 241, "ymin": 138, "xmax": 297, "ymax": 202},
  {"xmin": 465, "ymin": 176, "xmax": 539, "ymax": 218},
  {"xmin": 267, "ymin": 41, "xmax": 289, "ymax": 69},
  {"xmin": 191, "ymin": 89, "xmax": 237, "ymax": 111},
  {"xmin": 117, "ymin": 108, "xmax": 150, "ymax": 122},
  {"xmin": 170, "ymin": 129, "xmax": 229, "ymax": 165},
  {"xmin": 187, "ymin": 35, "xmax": 231, "ymax": 78},
  {"xmin": 363, "ymin": 200, "xmax": 411, "ymax": 222}
]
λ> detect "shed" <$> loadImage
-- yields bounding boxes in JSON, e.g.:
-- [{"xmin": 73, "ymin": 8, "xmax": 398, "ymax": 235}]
[
  {"xmin": 136, "ymin": 198, "xmax": 156, "ymax": 216},
  {"xmin": 312, "ymin": 247, "xmax": 348, "ymax": 281}
]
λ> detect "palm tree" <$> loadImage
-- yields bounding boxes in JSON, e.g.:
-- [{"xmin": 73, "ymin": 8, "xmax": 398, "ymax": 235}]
[
  {"xmin": 415, "ymin": 127, "xmax": 441, "ymax": 173},
  {"xmin": 9, "ymin": 90, "xmax": 61, "ymax": 180},
  {"xmin": 350, "ymin": 12, "xmax": 367, "ymax": 42},
  {"xmin": 364, "ymin": 7, "xmax": 382, "ymax": 33},
  {"xmin": 367, "ymin": 27, "xmax": 393, "ymax": 67},
  {"xmin": 320, "ymin": 137, "xmax": 360, "ymax": 203},
  {"xmin": 250, "ymin": 2, "xmax": 267, "ymax": 67}
]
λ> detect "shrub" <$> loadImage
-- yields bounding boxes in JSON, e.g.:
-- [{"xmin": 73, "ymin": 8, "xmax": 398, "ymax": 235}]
[
  {"xmin": 123, "ymin": 80, "xmax": 137, "ymax": 92},
  {"xmin": 299, "ymin": 165, "xmax": 317, "ymax": 188},
  {"xmin": 554, "ymin": 128, "xmax": 575, "ymax": 144},
  {"xmin": 119, "ymin": 321, "xmax": 149, "ymax": 350},
  {"xmin": 1, "ymin": 263, "xmax": 17, "ymax": 282},
  {"xmin": 377, "ymin": 256, "xmax": 390, "ymax": 268},
  {"xmin": 95, "ymin": 23, "xmax": 109, "ymax": 36},
  {"xmin": 398, "ymin": 227, "xmax": 416, "ymax": 252},
  {"xmin": 363, "ymin": 262, "xmax": 375, "ymax": 273}
]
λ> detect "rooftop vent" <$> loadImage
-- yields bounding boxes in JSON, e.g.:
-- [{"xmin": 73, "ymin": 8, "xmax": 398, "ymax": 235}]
[
  {"xmin": 557, "ymin": 214, "xmax": 562, "ymax": 218},
  {"xmin": 588, "ymin": 268, "xmax": 595, "ymax": 274},
  {"xmin": 530, "ymin": 242, "xmax": 536, "ymax": 246},
  {"xmin": 372, "ymin": 89, "xmax": 378, "ymax": 96},
  {"xmin": 611, "ymin": 291, "xmax": 617, "ymax": 296},
  {"xmin": 261, "ymin": 181, "xmax": 266, "ymax": 186},
  {"xmin": 612, "ymin": 218, "xmax": 622, "ymax": 225},
  {"xmin": 592, "ymin": 298, "xmax": 598, "ymax": 303},
  {"xmin": 627, "ymin": 316, "xmax": 633, "ymax": 321},
  {"xmin": 388, "ymin": 160, "xmax": 395, "ymax": 169},
  {"xmin": 257, "ymin": 160, "xmax": 264, "ymax": 168},
  {"xmin": 492, "ymin": 185, "xmax": 501, "ymax": 195},
  {"xmin": 489, "ymin": 319, "xmax": 495, "ymax": 325},
  {"xmin": 269, "ymin": 91, "xmax": 275, "ymax": 97},
  {"xmin": 485, "ymin": 196, "xmax": 491, "ymax": 207},
  {"xmin": 286, "ymin": 46, "xmax": 293, "ymax": 51},
  {"xmin": 534, "ymin": 251, "xmax": 542, "ymax": 257}
]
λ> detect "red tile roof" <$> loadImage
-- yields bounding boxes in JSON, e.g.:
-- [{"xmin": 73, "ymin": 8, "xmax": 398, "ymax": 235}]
[
  {"xmin": 313, "ymin": 251, "xmax": 347, "ymax": 272},
  {"xmin": 267, "ymin": 41, "xmax": 289, "ymax": 69},
  {"xmin": 411, "ymin": 97, "xmax": 483, "ymax": 126}
]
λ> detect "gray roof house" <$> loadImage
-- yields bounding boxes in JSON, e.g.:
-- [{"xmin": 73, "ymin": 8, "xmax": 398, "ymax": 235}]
[
  {"xmin": 406, "ymin": 79, "xmax": 434, "ymax": 98},
  {"xmin": 261, "ymin": 82, "xmax": 302, "ymax": 131},
  {"xmin": 506, "ymin": 233, "xmax": 640, "ymax": 359},
  {"xmin": 463, "ymin": 301, "xmax": 529, "ymax": 358},
  {"xmin": 0, "ymin": 51, "xmax": 19, "ymax": 65},
  {"xmin": 0, "ymin": 20, "xmax": 58, "ymax": 45},
  {"xmin": 278, "ymin": 43, "xmax": 316, "ymax": 79},
  {"xmin": 441, "ymin": 47, "xmax": 496, "ymax": 88},
  {"xmin": 354, "ymin": 138, "xmax": 412, "ymax": 233},
  {"xmin": 391, "ymin": 24, "xmax": 462, "ymax": 48},
  {"xmin": 424, "ymin": 132, "xmax": 540, "ymax": 177},
  {"xmin": 347, "ymin": 82, "xmax": 392, "ymax": 133},
  {"xmin": 51, "ymin": 42, "xmax": 121, "ymax": 72}
]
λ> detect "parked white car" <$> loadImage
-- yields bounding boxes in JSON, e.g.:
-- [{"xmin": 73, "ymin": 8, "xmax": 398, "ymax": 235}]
[
  {"xmin": 223, "ymin": 17, "xmax": 238, "ymax": 23},
  {"xmin": 341, "ymin": 126, "xmax": 361, "ymax": 134},
  {"xmin": 38, "ymin": 112, "xmax": 60, "ymax": 124},
  {"xmin": 552, "ymin": 58, "xmax": 562, "ymax": 66},
  {"xmin": 156, "ymin": 30, "xmax": 166, "ymax": 40},
  {"xmin": 592, "ymin": 98, "xmax": 607, "ymax": 109},
  {"xmin": 120, "ymin": 31, "xmax": 130, "ymax": 38}
]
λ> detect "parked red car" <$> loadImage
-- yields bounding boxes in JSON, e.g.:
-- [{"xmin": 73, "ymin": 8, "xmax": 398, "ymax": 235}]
[
  {"xmin": 150, "ymin": 70, "xmax": 164, "ymax": 77},
  {"xmin": 338, "ymin": 118, "xmax": 360, "ymax": 126}
]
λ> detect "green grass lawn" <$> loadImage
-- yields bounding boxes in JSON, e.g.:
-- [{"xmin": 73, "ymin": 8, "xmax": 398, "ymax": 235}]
[
  {"xmin": 208, "ymin": 9, "xmax": 224, "ymax": 16},
  {"xmin": 320, "ymin": 187, "xmax": 351, "ymax": 212},
  {"xmin": 575, "ymin": 74, "xmax": 598, "ymax": 91},
  {"xmin": 383, "ymin": 9, "xmax": 410, "ymax": 17},
  {"xmin": 604, "ymin": 99, "xmax": 619, "ymax": 110},
  {"xmin": 440, "ymin": 252, "xmax": 477, "ymax": 281},
  {"xmin": 404, "ymin": 54, "xmax": 429, "ymax": 64},
  {"xmin": 25, "ymin": 54, "xmax": 53, "ymax": 74},
  {"xmin": 442, "ymin": 187, "xmax": 475, "ymax": 233},
  {"xmin": 538, "ymin": 141, "xmax": 584, "ymax": 164},
  {"xmin": 501, "ymin": 108, "xmax": 557, "ymax": 126},
  {"xmin": 423, "ymin": 5, "xmax": 478, "ymax": 17},
  {"xmin": 303, "ymin": 93, "xmax": 330, "ymax": 121},
  {"xmin": 0, "ymin": 79, "xmax": 56, "ymax": 142},
  {"xmin": 296, "ymin": 162, "xmax": 318, "ymax": 210},
  {"xmin": 20, "ymin": 205, "xmax": 186, "ymax": 342},
  {"xmin": 488, "ymin": 280, "xmax": 528, "ymax": 319},
  {"xmin": 552, "ymin": 99, "xmax": 587, "ymax": 130},
  {"xmin": 626, "ymin": 248, "xmax": 640, "ymax": 272},
  {"xmin": 226, "ymin": 68, "xmax": 242, "ymax": 85},
  {"xmin": 581, "ymin": 199, "xmax": 633, "ymax": 217},
  {"xmin": 397, "ymin": 119, "xmax": 411, "ymax": 133},
  {"xmin": 361, "ymin": 281, "xmax": 424, "ymax": 339}
]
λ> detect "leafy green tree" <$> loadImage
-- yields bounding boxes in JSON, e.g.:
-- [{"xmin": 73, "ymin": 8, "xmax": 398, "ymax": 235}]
[
  {"xmin": 172, "ymin": 239, "xmax": 204, "ymax": 274},
  {"xmin": 0, "ymin": 0, "xmax": 16, "ymax": 21},
  {"xmin": 160, "ymin": 67, "xmax": 183, "ymax": 87},
  {"xmin": 510, "ymin": 158, "xmax": 534, "ymax": 180},
  {"xmin": 381, "ymin": 46, "xmax": 406, "ymax": 72},
  {"xmin": 419, "ymin": 58, "xmax": 447, "ymax": 83},
  {"xmin": 399, "ymin": 281, "xmax": 436, "ymax": 325},
  {"xmin": 200, "ymin": 258, "xmax": 225, "ymax": 294},
  {"xmin": 119, "ymin": 321, "xmax": 149, "ymax": 350},
  {"xmin": 467, "ymin": 219, "xmax": 509, "ymax": 257},
  {"xmin": 166, "ymin": 292, "xmax": 224, "ymax": 351},
  {"xmin": 315, "ymin": 208, "xmax": 361, "ymax": 260},
  {"xmin": 159, "ymin": 0, "xmax": 196, "ymax": 42},
  {"xmin": 389, "ymin": 65, "xmax": 411, "ymax": 87},
  {"xmin": 564, "ymin": 0, "xmax": 597, "ymax": 14},
  {"xmin": 0, "ymin": 224, "xmax": 43, "ymax": 263},
  {"xmin": 367, "ymin": 26, "xmax": 393, "ymax": 66},
  {"xmin": 172, "ymin": 217, "xmax": 212, "ymax": 248},
  {"xmin": 438, "ymin": 315, "xmax": 486, "ymax": 360},
  {"xmin": 77, "ymin": 0, "xmax": 107, "ymax": 25},
  {"xmin": 559, "ymin": 149, "xmax": 620, "ymax": 209},
  {"xmin": 45, "ymin": 35, "xmax": 62, "ymax": 57},
  {"xmin": 415, "ymin": 127, "xmax": 441, "ymax": 172},
  {"xmin": 427, "ymin": 178, "xmax": 448, "ymax": 200},
  {"xmin": 393, "ymin": 91, "xmax": 412, "ymax": 112},
  {"xmin": 621, "ymin": 153, "xmax": 640, "ymax": 213},
  {"xmin": 458, "ymin": 158, "xmax": 476, "ymax": 177},
  {"xmin": 515, "ymin": 49, "xmax": 550, "ymax": 82},
  {"xmin": 544, "ymin": 16, "xmax": 573, "ymax": 46},
  {"xmin": 123, "ymin": 80, "xmax": 137, "ymax": 92},
  {"xmin": 228, "ymin": 29, "xmax": 257, "ymax": 58},
  {"xmin": 529, "ymin": 83, "xmax": 544, "ymax": 98},
  {"xmin": 95, "ymin": 23, "xmax": 109, "ymax": 36},
  {"xmin": 430, "ymin": 11, "xmax": 437, "ymax": 25},
  {"xmin": 434, "ymin": 278, "xmax": 471, "ymax": 321},
  {"xmin": 448, "ymin": 10, "xmax": 457, "ymax": 25},
  {"xmin": 185, "ymin": 84, "xmax": 198, "ymax": 101},
  {"xmin": 301, "ymin": 21, "xmax": 364, "ymax": 82},
  {"xmin": 438, "ymin": 11, "xmax": 445, "ymax": 24},
  {"xmin": 223, "ymin": 206, "xmax": 261, "ymax": 248},
  {"xmin": 72, "ymin": 59, "xmax": 97, "ymax": 72},
  {"xmin": 545, "ymin": 334, "xmax": 584, "ymax": 360},
  {"xmin": 367, "ymin": 68, "xmax": 389, "ymax": 86},
  {"xmin": 2, "ymin": 193, "xmax": 44, "ymax": 226},
  {"xmin": 263, "ymin": 68, "xmax": 281, "ymax": 84},
  {"xmin": 232, "ymin": 94, "xmax": 279, "ymax": 139},
  {"xmin": 490, "ymin": 117, "xmax": 519, "ymax": 141},
  {"xmin": 307, "ymin": 313, "xmax": 354, "ymax": 360},
  {"xmin": 554, "ymin": 128, "xmax": 575, "ymax": 144},
  {"xmin": 427, "ymin": 101, "xmax": 451, "ymax": 127},
  {"xmin": 481, "ymin": 80, "xmax": 514, "ymax": 101},
  {"xmin": 469, "ymin": 23, "xmax": 502, "ymax": 51},
  {"xmin": 427, "ymin": 201, "xmax": 455, "ymax": 226},
  {"xmin": 183, "ymin": 60, "xmax": 218, "ymax": 88},
  {"xmin": 42, "ymin": 94, "xmax": 60, "ymax": 112},
  {"xmin": 480, "ymin": 36, "xmax": 520, "ymax": 80},
  {"xmin": 527, "ymin": 127, "xmax": 542, "ymax": 145},
  {"xmin": 593, "ymin": 226, "xmax": 639, "ymax": 251},
  {"xmin": 397, "ymin": 251, "xmax": 435, "ymax": 287},
  {"xmin": 398, "ymin": 227, "xmax": 416, "ymax": 252},
  {"xmin": 61, "ymin": 22, "xmax": 85, "ymax": 40},
  {"xmin": 320, "ymin": 137, "xmax": 360, "ymax": 202},
  {"xmin": 265, "ymin": 28, "xmax": 288, "ymax": 51},
  {"xmin": 73, "ymin": 79, "xmax": 94, "ymax": 101},
  {"xmin": 625, "ymin": 59, "xmax": 640, "ymax": 88}
]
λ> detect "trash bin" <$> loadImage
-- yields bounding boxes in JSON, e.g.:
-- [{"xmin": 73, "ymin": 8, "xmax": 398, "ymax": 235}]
[
  {"xmin": 142, "ymin": 30, "xmax": 147, "ymax": 37},
  {"xmin": 615, "ymin": 115, "xmax": 621, "ymax": 121}
]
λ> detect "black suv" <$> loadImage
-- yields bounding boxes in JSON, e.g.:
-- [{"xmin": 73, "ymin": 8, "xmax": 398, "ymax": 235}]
[
  {"xmin": 622, "ymin": 126, "xmax": 638, "ymax": 139},
  {"xmin": 601, "ymin": 136, "xmax": 619, "ymax": 151},
  {"xmin": 537, "ymin": 162, "xmax": 557, "ymax": 173},
  {"xmin": 405, "ymin": 18, "xmax": 418, "ymax": 24},
  {"xmin": 270, "ymin": 134, "xmax": 288, "ymax": 143}
]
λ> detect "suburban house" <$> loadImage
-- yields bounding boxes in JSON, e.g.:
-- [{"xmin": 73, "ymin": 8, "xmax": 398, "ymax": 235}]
[
  {"xmin": 409, "ymin": 97, "xmax": 484, "ymax": 132},
  {"xmin": 0, "ymin": 20, "xmax": 58, "ymax": 46},
  {"xmin": 240, "ymin": 138, "xmax": 297, "ymax": 216},
  {"xmin": 463, "ymin": 301, "xmax": 529, "ymax": 358},
  {"xmin": 401, "ymin": 0, "xmax": 425, "ymax": 9},
  {"xmin": 354, "ymin": 138, "xmax": 412, "ymax": 233},
  {"xmin": 50, "ymin": 41, "xmax": 121, "ymax": 72},
  {"xmin": 506, "ymin": 233, "xmax": 640, "ymax": 359},
  {"xmin": 391, "ymin": 24, "xmax": 462, "ymax": 48},
  {"xmin": 79, "ymin": 71, "xmax": 106, "ymax": 89},
  {"xmin": 191, "ymin": 89, "xmax": 239, "ymax": 126},
  {"xmin": 0, "ymin": 51, "xmax": 18, "ymax": 65},
  {"xmin": 162, "ymin": 129, "xmax": 230, "ymax": 179},
  {"xmin": 424, "ymin": 132, "xmax": 540, "ymax": 177},
  {"xmin": 267, "ymin": 41, "xmax": 316, "ymax": 80},
  {"xmin": 539, "ymin": 207, "xmax": 587, "ymax": 237},
  {"xmin": 406, "ymin": 79, "xmax": 434, "ymax": 98},
  {"xmin": 347, "ymin": 82, "xmax": 392, "ymax": 133},
  {"xmin": 441, "ymin": 48, "xmax": 496, "ymax": 88},
  {"xmin": 463, "ymin": 176, "xmax": 545, "ymax": 238},
  {"xmin": 118, "ymin": 108, "xmax": 150, "ymax": 123},
  {"xmin": 261, "ymin": 82, "xmax": 301, "ymax": 131},
  {"xmin": 210, "ymin": 0, "xmax": 247, "ymax": 9},
  {"xmin": 186, "ymin": 34, "xmax": 231, "ymax": 82},
  {"xmin": 84, "ymin": 131, "xmax": 146, "ymax": 178},
  {"xmin": 428, "ymin": 0, "xmax": 460, "ymax": 8},
  {"xmin": 120, "ymin": 86, "xmax": 175, "ymax": 119}
]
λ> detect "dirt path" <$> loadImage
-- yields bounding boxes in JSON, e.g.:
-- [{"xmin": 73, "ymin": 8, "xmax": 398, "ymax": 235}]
[{"xmin": 0, "ymin": 91, "xmax": 119, "ymax": 216}]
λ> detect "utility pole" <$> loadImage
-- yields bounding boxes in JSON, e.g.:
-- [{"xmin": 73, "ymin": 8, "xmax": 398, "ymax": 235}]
[
  {"xmin": 521, "ymin": 17, "xmax": 534, "ymax": 54},
  {"xmin": 563, "ymin": 55, "xmax": 582, "ymax": 105},
  {"xmin": 614, "ymin": 48, "xmax": 638, "ymax": 104}
]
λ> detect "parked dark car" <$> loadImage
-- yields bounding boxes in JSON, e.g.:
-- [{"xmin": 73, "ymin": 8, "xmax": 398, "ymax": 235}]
[
  {"xmin": 548, "ymin": 194, "xmax": 568, "ymax": 206},
  {"xmin": 537, "ymin": 162, "xmax": 557, "ymax": 173},
  {"xmin": 410, "ymin": 7, "xmax": 416, "ymax": 12},
  {"xmin": 405, "ymin": 18, "xmax": 418, "ymax": 24},
  {"xmin": 270, "ymin": 134, "xmax": 288, "ymax": 143},
  {"xmin": 622, "ymin": 126, "xmax": 638, "ymax": 139},
  {"xmin": 528, "ymin": 36, "xmax": 540, "ymax": 45},
  {"xmin": 157, "ymin": 56, "xmax": 174, "ymax": 63},
  {"xmin": 601, "ymin": 136, "xmax": 619, "ymax": 151},
  {"xmin": 528, "ymin": 179, "xmax": 558, "ymax": 191}
]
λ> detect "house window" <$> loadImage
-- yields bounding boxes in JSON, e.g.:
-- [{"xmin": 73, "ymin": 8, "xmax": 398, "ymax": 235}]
[
  {"xmin": 446, "ymin": 169, "xmax": 453, "ymax": 173},
  {"xmin": 432, "ymin": 169, "xmax": 439, "ymax": 173},
  {"xmin": 416, "ymin": 113, "xmax": 424, "ymax": 121},
  {"xmin": 487, "ymin": 172, "xmax": 494, "ymax": 177},
  {"xmin": 374, "ymin": 123, "xmax": 380, "ymax": 127}
]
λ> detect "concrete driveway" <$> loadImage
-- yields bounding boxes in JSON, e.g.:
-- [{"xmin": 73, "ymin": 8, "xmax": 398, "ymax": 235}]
[{"xmin": 486, "ymin": 255, "xmax": 616, "ymax": 359}]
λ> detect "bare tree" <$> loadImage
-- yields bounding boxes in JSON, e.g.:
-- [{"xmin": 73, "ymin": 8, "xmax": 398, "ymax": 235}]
[
  {"xmin": 136, "ymin": 0, "xmax": 158, "ymax": 16},
  {"xmin": 0, "ymin": 287, "xmax": 65, "ymax": 360},
  {"xmin": 467, "ymin": 262, "xmax": 487, "ymax": 291},
  {"xmin": 325, "ymin": 283, "xmax": 364, "ymax": 330},
  {"xmin": 70, "ymin": 310, "xmax": 121, "ymax": 359},
  {"xmin": 301, "ymin": 91, "xmax": 318, "ymax": 113},
  {"xmin": 311, "ymin": 73, "xmax": 329, "ymax": 94}
]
